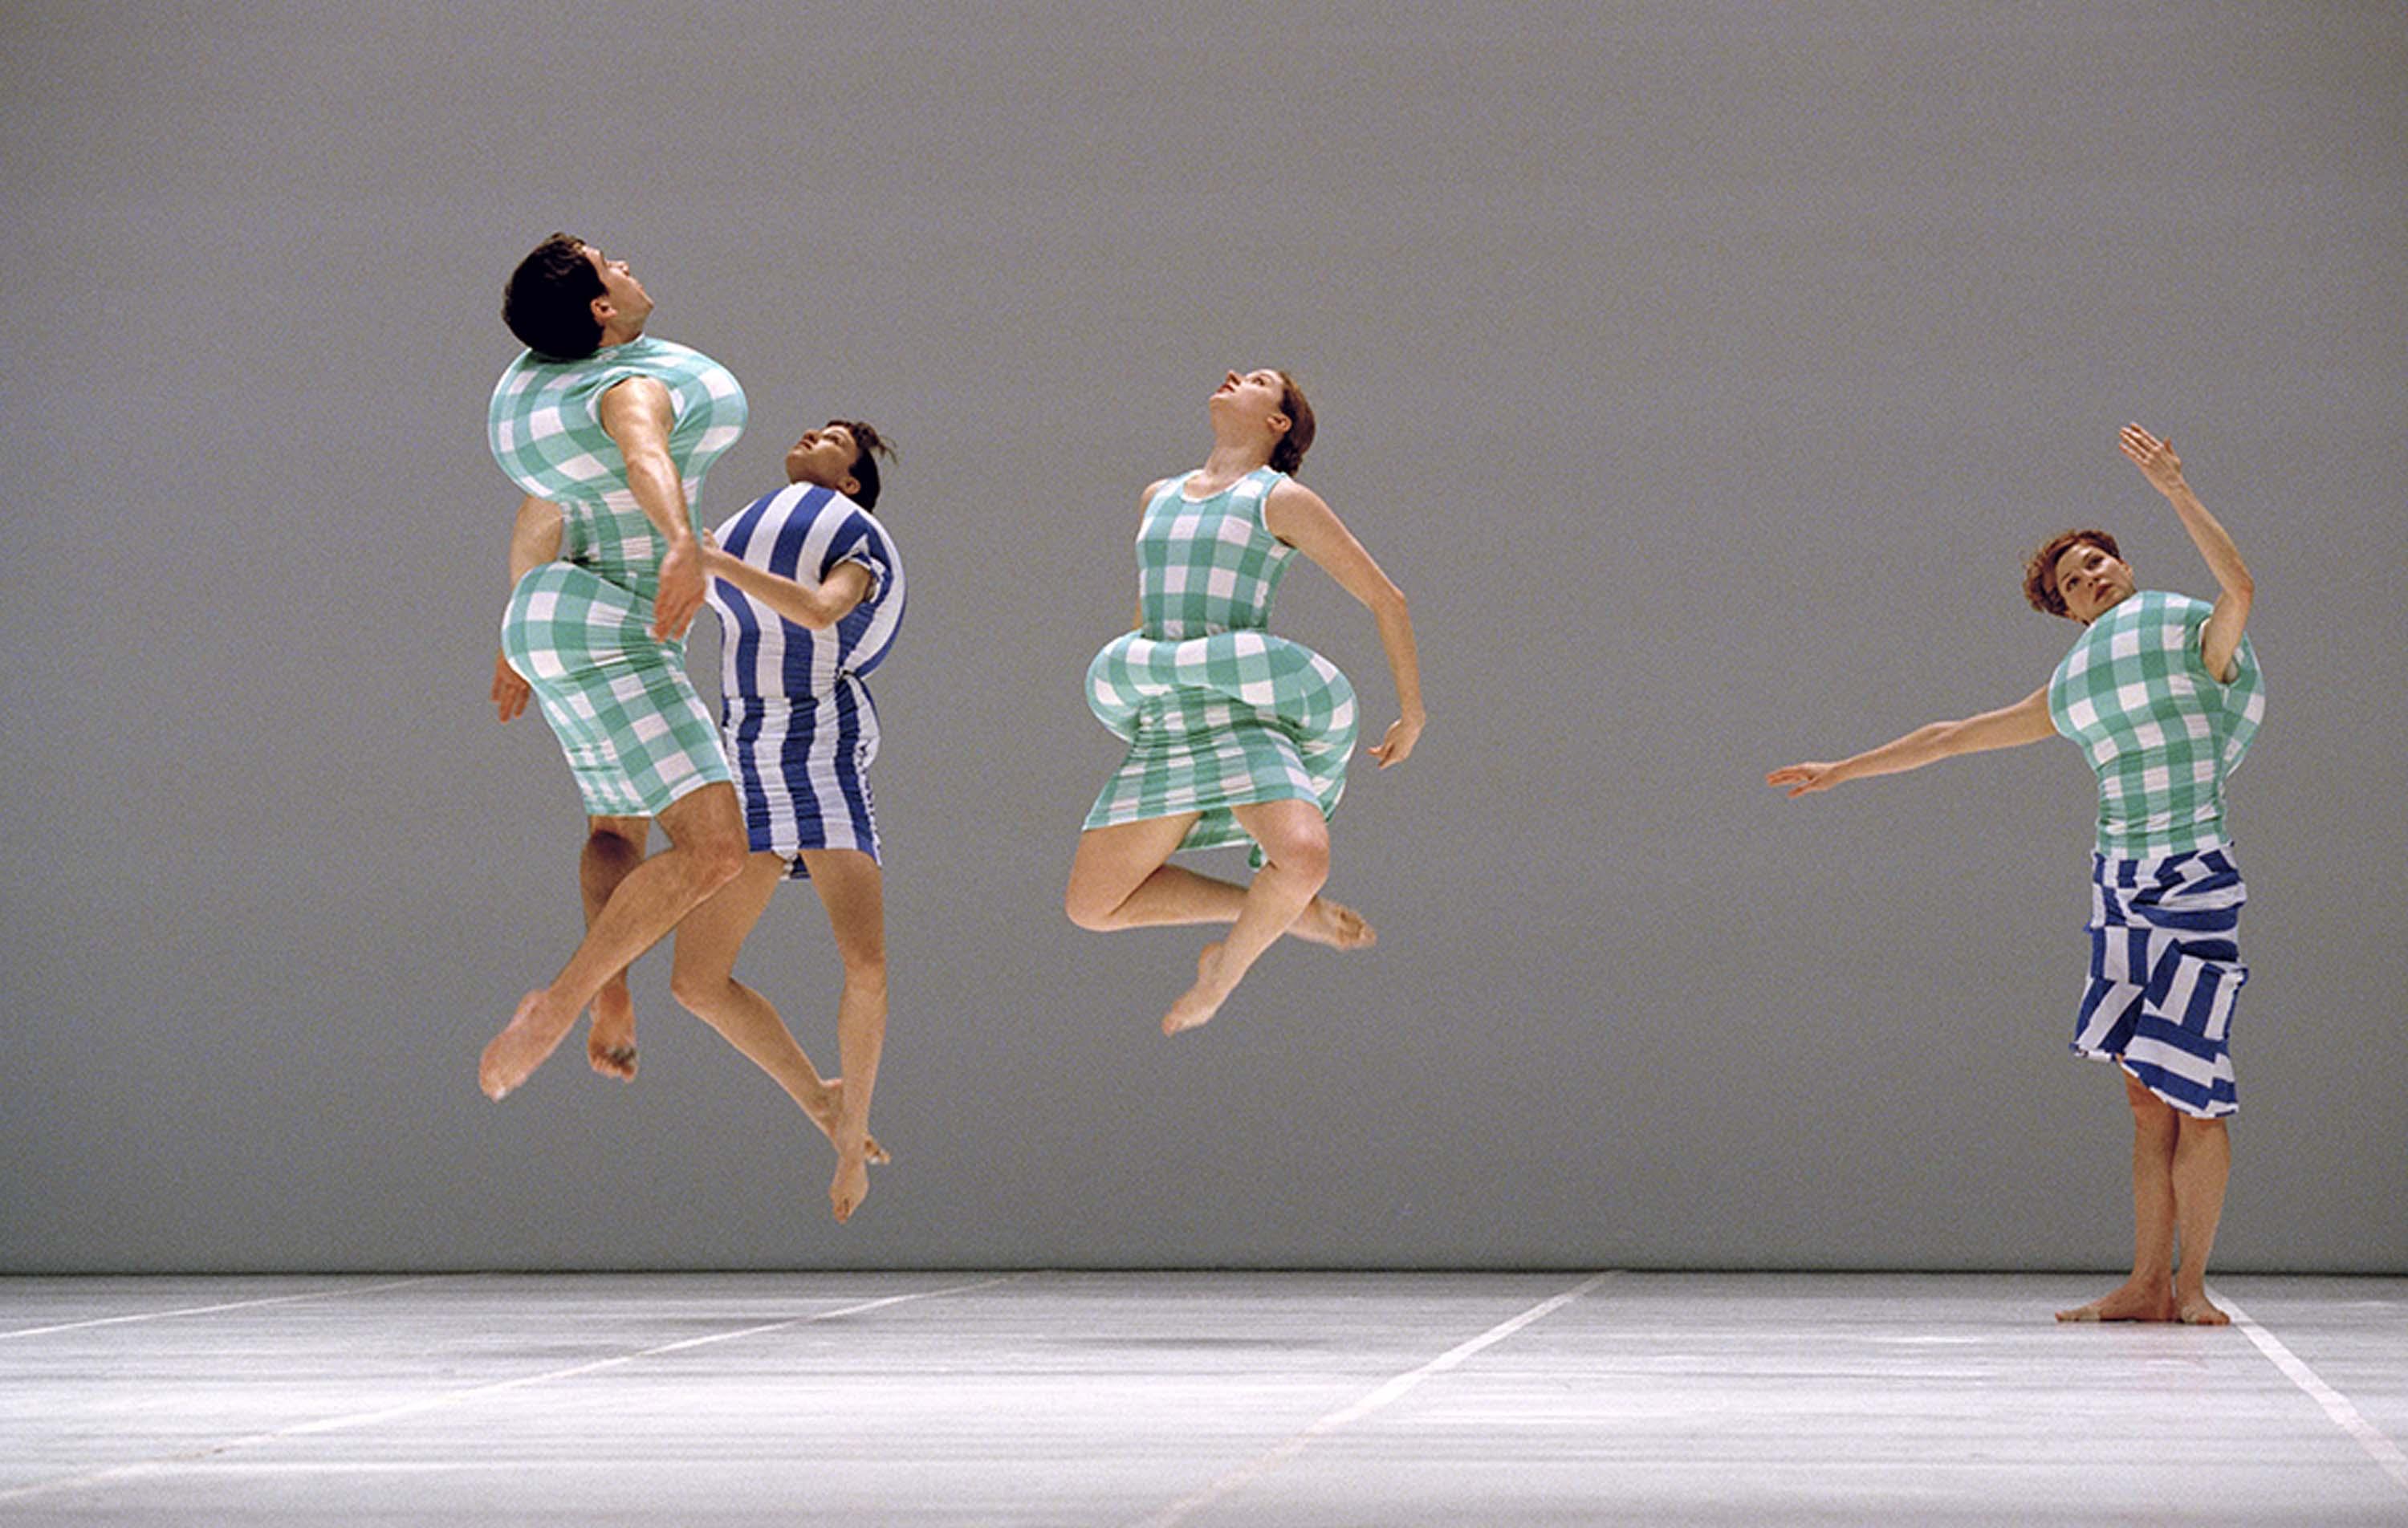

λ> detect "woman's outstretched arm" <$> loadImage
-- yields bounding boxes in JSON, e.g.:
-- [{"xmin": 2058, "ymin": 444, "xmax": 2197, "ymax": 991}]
[
  {"xmin": 1263, "ymin": 479, "xmax": 1424, "ymax": 768},
  {"xmin": 2121, "ymin": 424, "xmax": 2253, "ymax": 682},
  {"xmin": 1768, "ymin": 686, "xmax": 2056, "ymax": 797}
]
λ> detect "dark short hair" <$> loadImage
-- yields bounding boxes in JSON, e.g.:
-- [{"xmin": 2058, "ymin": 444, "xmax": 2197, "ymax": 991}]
[
  {"xmin": 502, "ymin": 234, "xmax": 606, "ymax": 360},
  {"xmin": 828, "ymin": 419, "xmax": 895, "ymax": 512},
  {"xmin": 1269, "ymin": 371, "xmax": 1316, "ymax": 477},
  {"xmin": 2024, "ymin": 528, "xmax": 2124, "ymax": 618}
]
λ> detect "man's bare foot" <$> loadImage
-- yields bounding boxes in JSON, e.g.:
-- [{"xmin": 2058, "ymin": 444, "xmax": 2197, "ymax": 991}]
[
  {"xmin": 2055, "ymin": 1280, "xmax": 2178, "ymax": 1323},
  {"xmin": 2177, "ymin": 1292, "xmax": 2231, "ymax": 1327},
  {"xmin": 1163, "ymin": 943, "xmax": 1228, "ymax": 1035},
  {"xmin": 830, "ymin": 1151, "xmax": 870, "ymax": 1223},
  {"xmin": 1290, "ymin": 896, "xmax": 1376, "ymax": 950},
  {"xmin": 806, "ymin": 1079, "xmax": 890, "ymax": 1164},
  {"xmin": 480, "ymin": 990, "xmax": 578, "ymax": 1100},
  {"xmin": 587, "ymin": 985, "xmax": 637, "ymax": 1081}
]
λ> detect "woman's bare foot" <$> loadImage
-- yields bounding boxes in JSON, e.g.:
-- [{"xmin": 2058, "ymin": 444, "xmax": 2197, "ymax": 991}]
[
  {"xmin": 830, "ymin": 1150, "xmax": 870, "ymax": 1223},
  {"xmin": 480, "ymin": 990, "xmax": 577, "ymax": 1100},
  {"xmin": 806, "ymin": 1079, "xmax": 889, "ymax": 1164},
  {"xmin": 587, "ymin": 984, "xmax": 637, "ymax": 1081},
  {"xmin": 1290, "ymin": 896, "xmax": 1376, "ymax": 950},
  {"xmin": 2176, "ymin": 1292, "xmax": 2231, "ymax": 1327},
  {"xmin": 2055, "ymin": 1279, "xmax": 2178, "ymax": 1323},
  {"xmin": 1163, "ymin": 943, "xmax": 1229, "ymax": 1035}
]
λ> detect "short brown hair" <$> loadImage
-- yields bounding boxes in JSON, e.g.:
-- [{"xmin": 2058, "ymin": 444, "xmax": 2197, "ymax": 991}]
[
  {"xmin": 827, "ymin": 419, "xmax": 894, "ymax": 511},
  {"xmin": 1270, "ymin": 371, "xmax": 1316, "ymax": 476},
  {"xmin": 2024, "ymin": 528, "xmax": 2123, "ymax": 618}
]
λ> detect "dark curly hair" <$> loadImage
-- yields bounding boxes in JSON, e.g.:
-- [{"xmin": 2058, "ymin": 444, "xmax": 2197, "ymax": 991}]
[
  {"xmin": 826, "ymin": 419, "xmax": 896, "ymax": 512},
  {"xmin": 2024, "ymin": 528, "xmax": 2124, "ymax": 619},
  {"xmin": 502, "ymin": 234, "xmax": 606, "ymax": 360}
]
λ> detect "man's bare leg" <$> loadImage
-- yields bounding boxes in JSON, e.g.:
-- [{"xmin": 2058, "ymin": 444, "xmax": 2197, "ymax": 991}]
[
  {"xmin": 1161, "ymin": 799, "xmax": 1331, "ymax": 1036},
  {"xmin": 2057, "ymin": 1072, "xmax": 2182, "ymax": 1323},
  {"xmin": 482, "ymin": 782, "xmax": 746, "ymax": 1099},
  {"xmin": 801, "ymin": 848, "xmax": 888, "ymax": 1224},
  {"xmin": 2170, "ymin": 1116, "xmax": 2231, "ymax": 1325},
  {"xmin": 1066, "ymin": 812, "xmax": 1373, "ymax": 949},
  {"xmin": 668, "ymin": 852, "xmax": 888, "ymax": 1172},
  {"xmin": 581, "ymin": 816, "xmax": 649, "ymax": 1080}
]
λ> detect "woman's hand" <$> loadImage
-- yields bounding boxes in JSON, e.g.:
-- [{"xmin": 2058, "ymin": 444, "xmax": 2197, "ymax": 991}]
[
  {"xmin": 1369, "ymin": 714, "xmax": 1422, "ymax": 768},
  {"xmin": 1766, "ymin": 762, "xmax": 1840, "ymax": 798},
  {"xmin": 492, "ymin": 651, "xmax": 532, "ymax": 723},
  {"xmin": 2120, "ymin": 423, "xmax": 2186, "ymax": 500}
]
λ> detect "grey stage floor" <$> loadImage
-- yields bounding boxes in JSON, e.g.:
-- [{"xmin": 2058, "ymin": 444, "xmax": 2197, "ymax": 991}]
[{"xmin": 2, "ymin": 1273, "xmax": 2403, "ymax": 1526}]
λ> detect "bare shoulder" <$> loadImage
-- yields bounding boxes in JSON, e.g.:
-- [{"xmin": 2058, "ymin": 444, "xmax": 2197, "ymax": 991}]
[
  {"xmin": 1140, "ymin": 477, "xmax": 1173, "ymax": 513},
  {"xmin": 1263, "ymin": 476, "xmax": 1341, "ymax": 543}
]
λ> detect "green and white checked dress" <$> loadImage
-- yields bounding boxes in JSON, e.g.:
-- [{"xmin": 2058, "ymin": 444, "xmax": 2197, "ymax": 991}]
[
  {"xmin": 490, "ymin": 335, "xmax": 747, "ymax": 817},
  {"xmin": 2047, "ymin": 590, "xmax": 2264, "ymax": 859},
  {"xmin": 1084, "ymin": 468, "xmax": 1358, "ymax": 854}
]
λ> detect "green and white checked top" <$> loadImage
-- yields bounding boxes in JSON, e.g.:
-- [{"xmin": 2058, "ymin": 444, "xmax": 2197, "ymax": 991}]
[
  {"xmin": 488, "ymin": 335, "xmax": 747, "ymax": 607},
  {"xmin": 1084, "ymin": 468, "xmax": 1358, "ymax": 854},
  {"xmin": 2048, "ymin": 590, "xmax": 2264, "ymax": 859}
]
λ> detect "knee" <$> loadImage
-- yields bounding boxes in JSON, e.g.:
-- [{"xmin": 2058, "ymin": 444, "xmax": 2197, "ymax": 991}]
[
  {"xmin": 1261, "ymin": 825, "xmax": 1330, "ymax": 888},
  {"xmin": 668, "ymin": 965, "xmax": 721, "ymax": 1017},
  {"xmin": 1064, "ymin": 882, "xmax": 1122, "ymax": 933}
]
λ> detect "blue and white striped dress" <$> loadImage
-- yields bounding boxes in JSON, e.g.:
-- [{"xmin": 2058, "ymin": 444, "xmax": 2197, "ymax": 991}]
[{"xmin": 706, "ymin": 483, "xmax": 905, "ymax": 879}]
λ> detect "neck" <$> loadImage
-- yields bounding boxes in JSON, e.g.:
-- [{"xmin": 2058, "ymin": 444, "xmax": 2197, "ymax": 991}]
[{"xmin": 1198, "ymin": 441, "xmax": 1271, "ymax": 486}]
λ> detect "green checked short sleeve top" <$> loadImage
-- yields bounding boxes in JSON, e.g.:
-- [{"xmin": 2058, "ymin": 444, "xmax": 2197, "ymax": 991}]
[
  {"xmin": 488, "ymin": 335, "xmax": 747, "ymax": 606},
  {"xmin": 1084, "ymin": 468, "xmax": 1359, "ymax": 853},
  {"xmin": 2048, "ymin": 590, "xmax": 2264, "ymax": 859}
]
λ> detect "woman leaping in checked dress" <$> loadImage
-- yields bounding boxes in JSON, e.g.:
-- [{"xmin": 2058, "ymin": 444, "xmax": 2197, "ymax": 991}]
[
  {"xmin": 1066, "ymin": 369, "xmax": 1424, "ymax": 1035},
  {"xmin": 1769, "ymin": 425, "xmax": 2264, "ymax": 1325}
]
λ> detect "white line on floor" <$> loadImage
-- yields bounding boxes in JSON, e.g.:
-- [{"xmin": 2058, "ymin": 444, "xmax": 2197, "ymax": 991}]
[
  {"xmin": 0, "ymin": 1278, "xmax": 437, "ymax": 1341},
  {"xmin": 1129, "ymin": 1270, "xmax": 1619, "ymax": 1528},
  {"xmin": 0, "ymin": 1274, "xmax": 1011, "ymax": 1506},
  {"xmin": 2219, "ymin": 1289, "xmax": 2408, "ymax": 1495}
]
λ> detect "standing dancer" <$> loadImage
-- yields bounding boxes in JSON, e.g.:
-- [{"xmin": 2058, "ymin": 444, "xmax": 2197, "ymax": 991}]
[
  {"xmin": 1066, "ymin": 369, "xmax": 1424, "ymax": 1035},
  {"xmin": 673, "ymin": 421, "xmax": 903, "ymax": 1222},
  {"xmin": 480, "ymin": 234, "xmax": 750, "ymax": 1100},
  {"xmin": 1768, "ymin": 425, "xmax": 2263, "ymax": 1324}
]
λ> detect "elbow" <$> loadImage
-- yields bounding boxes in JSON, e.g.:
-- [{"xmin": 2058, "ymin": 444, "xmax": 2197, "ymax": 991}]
[{"xmin": 1371, "ymin": 582, "xmax": 1409, "ymax": 624}]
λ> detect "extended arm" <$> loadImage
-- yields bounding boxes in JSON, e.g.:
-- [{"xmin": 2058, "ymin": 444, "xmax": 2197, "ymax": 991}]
[
  {"xmin": 2121, "ymin": 424, "xmax": 2252, "ymax": 682},
  {"xmin": 492, "ymin": 495, "xmax": 564, "ymax": 722},
  {"xmin": 1767, "ymin": 686, "xmax": 2056, "ymax": 797},
  {"xmin": 596, "ymin": 376, "xmax": 706, "ymax": 640},
  {"xmin": 1263, "ymin": 479, "xmax": 1424, "ymax": 767},
  {"xmin": 702, "ymin": 550, "xmax": 872, "ymax": 631}
]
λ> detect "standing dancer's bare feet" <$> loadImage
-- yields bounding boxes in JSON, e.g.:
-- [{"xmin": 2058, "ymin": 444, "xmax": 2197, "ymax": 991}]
[
  {"xmin": 830, "ymin": 1150, "xmax": 870, "ymax": 1223},
  {"xmin": 587, "ymin": 983, "xmax": 638, "ymax": 1081},
  {"xmin": 2055, "ymin": 1278, "xmax": 2179, "ymax": 1323},
  {"xmin": 2176, "ymin": 1292, "xmax": 2231, "ymax": 1327},
  {"xmin": 480, "ymin": 990, "xmax": 579, "ymax": 1100},
  {"xmin": 1163, "ymin": 943, "xmax": 1229, "ymax": 1035},
  {"xmin": 806, "ymin": 1079, "xmax": 890, "ymax": 1164},
  {"xmin": 1290, "ymin": 896, "xmax": 1377, "ymax": 950}
]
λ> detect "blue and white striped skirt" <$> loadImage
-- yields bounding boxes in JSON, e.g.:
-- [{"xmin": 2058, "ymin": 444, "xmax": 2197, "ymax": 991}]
[
  {"xmin": 721, "ymin": 678, "xmax": 881, "ymax": 880},
  {"xmin": 2072, "ymin": 846, "xmax": 2247, "ymax": 1118}
]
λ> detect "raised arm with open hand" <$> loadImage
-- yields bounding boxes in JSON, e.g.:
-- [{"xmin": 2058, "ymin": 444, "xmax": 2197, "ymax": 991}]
[{"xmin": 1767, "ymin": 687, "xmax": 2056, "ymax": 798}]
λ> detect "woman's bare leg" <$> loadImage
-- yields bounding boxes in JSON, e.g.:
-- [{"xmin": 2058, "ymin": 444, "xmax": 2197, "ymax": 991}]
[
  {"xmin": 668, "ymin": 852, "xmax": 889, "ymax": 1176},
  {"xmin": 2170, "ymin": 1116, "xmax": 2231, "ymax": 1325},
  {"xmin": 2057, "ymin": 1071, "xmax": 2182, "ymax": 1322},
  {"xmin": 1161, "ymin": 799, "xmax": 1332, "ymax": 1036},
  {"xmin": 799, "ymin": 848, "xmax": 887, "ymax": 1224},
  {"xmin": 581, "ymin": 816, "xmax": 650, "ymax": 1080},
  {"xmin": 1065, "ymin": 812, "xmax": 1372, "ymax": 949},
  {"xmin": 482, "ymin": 782, "xmax": 747, "ymax": 1099}
]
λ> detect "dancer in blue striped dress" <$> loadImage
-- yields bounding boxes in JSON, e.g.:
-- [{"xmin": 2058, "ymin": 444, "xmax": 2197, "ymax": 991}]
[
  {"xmin": 497, "ymin": 421, "xmax": 902, "ymax": 1221},
  {"xmin": 677, "ymin": 421, "xmax": 901, "ymax": 1223},
  {"xmin": 1769, "ymin": 425, "xmax": 2261, "ymax": 1326},
  {"xmin": 1066, "ymin": 370, "xmax": 1426, "ymax": 1037}
]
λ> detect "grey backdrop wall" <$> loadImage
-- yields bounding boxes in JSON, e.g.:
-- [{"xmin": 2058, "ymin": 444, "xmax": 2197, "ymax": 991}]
[{"xmin": 2, "ymin": 1, "xmax": 2401, "ymax": 1273}]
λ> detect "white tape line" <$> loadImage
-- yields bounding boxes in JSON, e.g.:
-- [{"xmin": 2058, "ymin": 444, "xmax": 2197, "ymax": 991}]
[
  {"xmin": 1132, "ymin": 1271, "xmax": 1618, "ymax": 1528},
  {"xmin": 0, "ymin": 1278, "xmax": 437, "ymax": 1341},
  {"xmin": 2220, "ymin": 1289, "xmax": 2408, "ymax": 1495}
]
